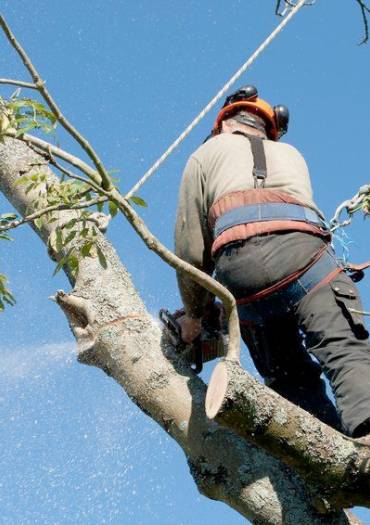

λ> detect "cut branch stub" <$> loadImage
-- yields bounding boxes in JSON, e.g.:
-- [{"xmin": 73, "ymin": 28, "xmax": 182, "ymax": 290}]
[{"xmin": 206, "ymin": 359, "xmax": 370, "ymax": 509}]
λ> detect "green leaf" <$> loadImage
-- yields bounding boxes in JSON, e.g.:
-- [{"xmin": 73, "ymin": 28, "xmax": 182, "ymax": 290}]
[
  {"xmin": 64, "ymin": 230, "xmax": 77, "ymax": 245},
  {"xmin": 0, "ymin": 233, "xmax": 12, "ymax": 241},
  {"xmin": 0, "ymin": 213, "xmax": 17, "ymax": 221},
  {"xmin": 15, "ymin": 121, "xmax": 39, "ymax": 137},
  {"xmin": 52, "ymin": 248, "xmax": 75, "ymax": 276},
  {"xmin": 96, "ymin": 246, "xmax": 107, "ymax": 269},
  {"xmin": 24, "ymin": 183, "xmax": 33, "ymax": 194},
  {"xmin": 97, "ymin": 200, "xmax": 105, "ymax": 213},
  {"xmin": 55, "ymin": 228, "xmax": 63, "ymax": 252},
  {"xmin": 68, "ymin": 255, "xmax": 79, "ymax": 276},
  {"xmin": 80, "ymin": 241, "xmax": 94, "ymax": 257},
  {"xmin": 3, "ymin": 294, "xmax": 16, "ymax": 306},
  {"xmin": 129, "ymin": 195, "xmax": 148, "ymax": 208},
  {"xmin": 34, "ymin": 217, "xmax": 43, "ymax": 230},
  {"xmin": 108, "ymin": 200, "xmax": 118, "ymax": 217},
  {"xmin": 64, "ymin": 218, "xmax": 78, "ymax": 230},
  {"xmin": 0, "ymin": 273, "xmax": 15, "ymax": 311},
  {"xmin": 53, "ymin": 256, "xmax": 67, "ymax": 276},
  {"xmin": 15, "ymin": 176, "xmax": 29, "ymax": 186}
]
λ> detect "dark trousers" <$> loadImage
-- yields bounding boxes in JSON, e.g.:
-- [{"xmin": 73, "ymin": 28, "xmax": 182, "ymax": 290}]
[{"xmin": 215, "ymin": 232, "xmax": 370, "ymax": 436}]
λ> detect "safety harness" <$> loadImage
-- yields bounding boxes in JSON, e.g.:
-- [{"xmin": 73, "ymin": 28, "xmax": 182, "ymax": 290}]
[{"xmin": 214, "ymin": 132, "xmax": 343, "ymax": 325}]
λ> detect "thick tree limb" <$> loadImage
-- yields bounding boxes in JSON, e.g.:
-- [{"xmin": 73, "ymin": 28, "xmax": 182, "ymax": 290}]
[
  {"xmin": 0, "ymin": 136, "xmax": 364, "ymax": 525},
  {"xmin": 206, "ymin": 360, "xmax": 370, "ymax": 509}
]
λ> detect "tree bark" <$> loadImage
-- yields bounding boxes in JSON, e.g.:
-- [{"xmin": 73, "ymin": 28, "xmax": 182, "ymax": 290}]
[
  {"xmin": 0, "ymin": 137, "xmax": 364, "ymax": 525},
  {"xmin": 206, "ymin": 360, "xmax": 370, "ymax": 509}
]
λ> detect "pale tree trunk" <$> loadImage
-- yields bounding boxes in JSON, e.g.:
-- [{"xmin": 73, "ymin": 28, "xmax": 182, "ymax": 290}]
[{"xmin": 0, "ymin": 137, "xmax": 364, "ymax": 525}]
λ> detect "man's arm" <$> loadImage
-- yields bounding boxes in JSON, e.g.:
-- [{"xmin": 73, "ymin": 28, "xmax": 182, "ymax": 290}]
[{"xmin": 175, "ymin": 155, "xmax": 215, "ymax": 324}]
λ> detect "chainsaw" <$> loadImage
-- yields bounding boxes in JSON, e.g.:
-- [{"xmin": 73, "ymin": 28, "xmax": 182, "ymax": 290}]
[{"xmin": 159, "ymin": 302, "xmax": 228, "ymax": 373}]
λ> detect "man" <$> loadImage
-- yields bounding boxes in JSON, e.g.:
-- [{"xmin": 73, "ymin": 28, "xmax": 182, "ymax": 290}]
[{"xmin": 175, "ymin": 85, "xmax": 370, "ymax": 438}]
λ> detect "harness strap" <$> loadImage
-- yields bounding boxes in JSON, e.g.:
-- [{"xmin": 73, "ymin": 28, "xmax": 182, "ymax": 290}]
[
  {"xmin": 237, "ymin": 246, "xmax": 342, "ymax": 325},
  {"xmin": 237, "ymin": 244, "xmax": 327, "ymax": 305},
  {"xmin": 232, "ymin": 131, "xmax": 267, "ymax": 188},
  {"xmin": 214, "ymin": 202, "xmax": 329, "ymax": 238}
]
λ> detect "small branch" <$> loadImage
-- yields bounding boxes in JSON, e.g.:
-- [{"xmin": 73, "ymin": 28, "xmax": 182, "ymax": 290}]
[
  {"xmin": 0, "ymin": 196, "xmax": 107, "ymax": 231},
  {"xmin": 0, "ymin": 78, "xmax": 37, "ymax": 89},
  {"xmin": 5, "ymin": 130, "xmax": 102, "ymax": 184},
  {"xmin": 276, "ymin": 0, "xmax": 316, "ymax": 16},
  {"xmin": 355, "ymin": 0, "xmax": 370, "ymax": 44},
  {"xmin": 47, "ymin": 155, "xmax": 104, "ymax": 194},
  {"xmin": 0, "ymin": 14, "xmax": 112, "ymax": 190}
]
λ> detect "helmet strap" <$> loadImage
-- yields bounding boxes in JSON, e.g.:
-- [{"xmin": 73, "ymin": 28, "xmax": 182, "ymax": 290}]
[{"xmin": 232, "ymin": 113, "xmax": 266, "ymax": 135}]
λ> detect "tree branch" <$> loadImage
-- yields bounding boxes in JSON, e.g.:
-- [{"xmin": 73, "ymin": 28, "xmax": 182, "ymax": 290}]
[
  {"xmin": 5, "ymin": 130, "xmax": 102, "ymax": 184},
  {"xmin": 206, "ymin": 360, "xmax": 370, "ymax": 509},
  {"xmin": 355, "ymin": 0, "xmax": 370, "ymax": 44},
  {"xmin": 0, "ymin": 14, "xmax": 112, "ymax": 190},
  {"xmin": 0, "ymin": 78, "xmax": 37, "ymax": 89},
  {"xmin": 46, "ymin": 154, "xmax": 102, "ymax": 191},
  {"xmin": 0, "ymin": 195, "xmax": 107, "ymax": 231}
]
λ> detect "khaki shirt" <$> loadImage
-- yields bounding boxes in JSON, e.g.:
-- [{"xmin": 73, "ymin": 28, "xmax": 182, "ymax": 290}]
[{"xmin": 175, "ymin": 133, "xmax": 323, "ymax": 317}]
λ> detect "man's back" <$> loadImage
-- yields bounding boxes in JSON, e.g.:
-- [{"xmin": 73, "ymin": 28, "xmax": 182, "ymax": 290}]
[{"xmin": 188, "ymin": 133, "xmax": 318, "ymax": 212}]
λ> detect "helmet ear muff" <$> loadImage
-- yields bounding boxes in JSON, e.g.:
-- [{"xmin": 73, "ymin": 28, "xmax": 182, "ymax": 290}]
[{"xmin": 274, "ymin": 104, "xmax": 290, "ymax": 139}]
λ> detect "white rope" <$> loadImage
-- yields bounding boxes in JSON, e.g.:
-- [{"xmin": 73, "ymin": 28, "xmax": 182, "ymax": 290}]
[{"xmin": 125, "ymin": 0, "xmax": 309, "ymax": 199}]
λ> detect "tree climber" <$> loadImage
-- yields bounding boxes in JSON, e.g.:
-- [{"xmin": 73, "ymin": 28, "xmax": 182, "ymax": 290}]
[{"xmin": 175, "ymin": 85, "xmax": 370, "ymax": 438}]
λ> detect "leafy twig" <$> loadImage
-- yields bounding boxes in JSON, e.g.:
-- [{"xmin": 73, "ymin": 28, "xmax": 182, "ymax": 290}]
[
  {"xmin": 0, "ymin": 196, "xmax": 107, "ymax": 232},
  {"xmin": 0, "ymin": 274, "xmax": 15, "ymax": 310},
  {"xmin": 46, "ymin": 154, "xmax": 103, "ymax": 194}
]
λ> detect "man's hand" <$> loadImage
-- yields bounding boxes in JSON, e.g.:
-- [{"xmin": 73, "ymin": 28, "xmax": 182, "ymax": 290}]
[{"xmin": 177, "ymin": 315, "xmax": 202, "ymax": 344}]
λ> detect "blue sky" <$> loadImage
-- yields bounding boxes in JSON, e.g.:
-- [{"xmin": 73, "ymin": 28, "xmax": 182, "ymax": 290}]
[{"xmin": 1, "ymin": 1, "xmax": 370, "ymax": 523}]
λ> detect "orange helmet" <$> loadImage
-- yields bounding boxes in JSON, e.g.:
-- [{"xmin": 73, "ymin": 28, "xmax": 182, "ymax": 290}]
[{"xmin": 212, "ymin": 85, "xmax": 289, "ymax": 141}]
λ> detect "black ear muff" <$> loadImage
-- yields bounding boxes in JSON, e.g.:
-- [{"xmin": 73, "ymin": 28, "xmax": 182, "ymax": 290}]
[
  {"xmin": 223, "ymin": 85, "xmax": 258, "ymax": 107},
  {"xmin": 274, "ymin": 104, "xmax": 289, "ymax": 138}
]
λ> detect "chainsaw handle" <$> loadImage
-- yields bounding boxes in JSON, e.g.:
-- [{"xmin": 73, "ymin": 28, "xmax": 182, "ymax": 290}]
[{"xmin": 159, "ymin": 309, "xmax": 182, "ymax": 337}]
